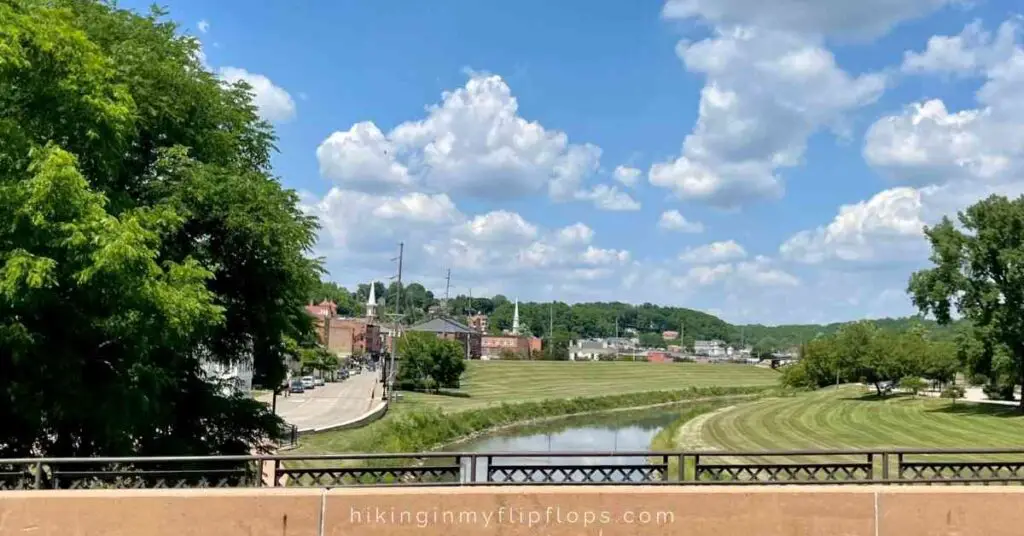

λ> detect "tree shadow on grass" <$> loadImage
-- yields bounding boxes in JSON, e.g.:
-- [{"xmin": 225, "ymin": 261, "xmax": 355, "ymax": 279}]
[
  {"xmin": 845, "ymin": 392, "xmax": 914, "ymax": 402},
  {"xmin": 430, "ymin": 389, "xmax": 472, "ymax": 399},
  {"xmin": 928, "ymin": 402, "xmax": 1024, "ymax": 418}
]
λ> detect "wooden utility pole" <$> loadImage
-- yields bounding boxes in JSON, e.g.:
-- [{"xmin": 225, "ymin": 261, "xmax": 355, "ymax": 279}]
[{"xmin": 383, "ymin": 242, "xmax": 403, "ymax": 400}]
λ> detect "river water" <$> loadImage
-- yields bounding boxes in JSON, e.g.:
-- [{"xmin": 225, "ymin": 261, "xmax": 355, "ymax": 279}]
[{"xmin": 439, "ymin": 406, "xmax": 685, "ymax": 482}]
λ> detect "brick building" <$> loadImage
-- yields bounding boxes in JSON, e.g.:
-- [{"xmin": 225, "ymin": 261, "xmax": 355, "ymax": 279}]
[
  {"xmin": 481, "ymin": 335, "xmax": 542, "ymax": 359},
  {"xmin": 468, "ymin": 314, "xmax": 489, "ymax": 333},
  {"xmin": 304, "ymin": 300, "xmax": 382, "ymax": 357}
]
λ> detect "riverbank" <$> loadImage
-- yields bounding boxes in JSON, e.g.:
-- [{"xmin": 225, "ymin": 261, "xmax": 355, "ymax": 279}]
[
  {"xmin": 295, "ymin": 385, "xmax": 776, "ymax": 457},
  {"xmin": 400, "ymin": 360, "xmax": 780, "ymax": 411}
]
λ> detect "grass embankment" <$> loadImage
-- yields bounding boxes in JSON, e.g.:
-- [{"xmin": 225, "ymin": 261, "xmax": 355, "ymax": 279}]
[
  {"xmin": 295, "ymin": 385, "xmax": 774, "ymax": 456},
  {"xmin": 398, "ymin": 360, "xmax": 780, "ymax": 412},
  {"xmin": 677, "ymin": 386, "xmax": 1024, "ymax": 463},
  {"xmin": 647, "ymin": 391, "xmax": 804, "ymax": 477}
]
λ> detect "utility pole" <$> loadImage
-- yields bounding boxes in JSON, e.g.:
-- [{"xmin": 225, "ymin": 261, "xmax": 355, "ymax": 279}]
[
  {"xmin": 443, "ymin": 269, "xmax": 451, "ymax": 315},
  {"xmin": 383, "ymin": 242, "xmax": 403, "ymax": 400},
  {"xmin": 549, "ymin": 301, "xmax": 554, "ymax": 336}
]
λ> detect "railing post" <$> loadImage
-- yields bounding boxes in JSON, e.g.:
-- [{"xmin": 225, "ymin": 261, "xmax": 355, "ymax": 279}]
[
  {"xmin": 33, "ymin": 461, "xmax": 43, "ymax": 490},
  {"xmin": 867, "ymin": 453, "xmax": 874, "ymax": 481},
  {"xmin": 881, "ymin": 452, "xmax": 890, "ymax": 480},
  {"xmin": 896, "ymin": 453, "xmax": 904, "ymax": 481},
  {"xmin": 458, "ymin": 456, "xmax": 471, "ymax": 484},
  {"xmin": 470, "ymin": 455, "xmax": 478, "ymax": 484},
  {"xmin": 677, "ymin": 454, "xmax": 686, "ymax": 482}
]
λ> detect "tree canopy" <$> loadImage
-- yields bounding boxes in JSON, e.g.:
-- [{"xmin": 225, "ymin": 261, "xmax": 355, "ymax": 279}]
[
  {"xmin": 909, "ymin": 195, "xmax": 1024, "ymax": 409},
  {"xmin": 782, "ymin": 321, "xmax": 958, "ymax": 395},
  {"xmin": 396, "ymin": 332, "xmax": 465, "ymax": 392},
  {"xmin": 0, "ymin": 0, "xmax": 320, "ymax": 456}
]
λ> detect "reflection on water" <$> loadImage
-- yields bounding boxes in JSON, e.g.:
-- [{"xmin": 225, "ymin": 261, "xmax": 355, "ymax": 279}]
[{"xmin": 440, "ymin": 406, "xmax": 683, "ymax": 482}]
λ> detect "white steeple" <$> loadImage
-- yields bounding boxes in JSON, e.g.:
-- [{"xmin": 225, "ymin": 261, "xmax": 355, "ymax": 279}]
[
  {"xmin": 366, "ymin": 282, "xmax": 377, "ymax": 320},
  {"xmin": 512, "ymin": 298, "xmax": 520, "ymax": 336}
]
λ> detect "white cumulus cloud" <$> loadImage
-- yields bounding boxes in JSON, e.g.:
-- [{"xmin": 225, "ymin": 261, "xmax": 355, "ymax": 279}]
[
  {"xmin": 218, "ymin": 67, "xmax": 297, "ymax": 123},
  {"xmin": 658, "ymin": 210, "xmax": 704, "ymax": 233}
]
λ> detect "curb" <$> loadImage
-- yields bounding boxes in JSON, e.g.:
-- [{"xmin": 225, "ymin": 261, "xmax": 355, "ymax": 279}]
[{"xmin": 295, "ymin": 401, "xmax": 390, "ymax": 436}]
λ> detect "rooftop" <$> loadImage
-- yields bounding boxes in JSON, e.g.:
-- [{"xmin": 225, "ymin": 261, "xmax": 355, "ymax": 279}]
[{"xmin": 409, "ymin": 316, "xmax": 477, "ymax": 334}]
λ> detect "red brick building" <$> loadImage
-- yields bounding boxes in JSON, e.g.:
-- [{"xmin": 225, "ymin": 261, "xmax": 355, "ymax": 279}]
[
  {"xmin": 481, "ymin": 335, "xmax": 544, "ymax": 359},
  {"xmin": 304, "ymin": 300, "xmax": 382, "ymax": 357}
]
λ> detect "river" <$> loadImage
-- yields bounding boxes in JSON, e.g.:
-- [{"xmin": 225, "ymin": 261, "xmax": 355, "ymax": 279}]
[{"xmin": 439, "ymin": 405, "xmax": 687, "ymax": 482}]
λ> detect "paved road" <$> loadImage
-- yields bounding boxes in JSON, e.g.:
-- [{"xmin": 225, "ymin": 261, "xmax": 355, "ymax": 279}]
[
  {"xmin": 921, "ymin": 386, "xmax": 1019, "ymax": 406},
  {"xmin": 262, "ymin": 371, "xmax": 383, "ymax": 431}
]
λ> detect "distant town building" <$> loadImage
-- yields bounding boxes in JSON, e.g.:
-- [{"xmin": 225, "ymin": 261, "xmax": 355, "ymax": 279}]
[
  {"xmin": 662, "ymin": 330, "xmax": 679, "ymax": 341},
  {"xmin": 408, "ymin": 316, "xmax": 482, "ymax": 359},
  {"xmin": 468, "ymin": 314, "xmax": 489, "ymax": 333},
  {"xmin": 605, "ymin": 337, "xmax": 638, "ymax": 351},
  {"xmin": 304, "ymin": 295, "xmax": 383, "ymax": 358},
  {"xmin": 570, "ymin": 339, "xmax": 611, "ymax": 361},
  {"xmin": 481, "ymin": 334, "xmax": 542, "ymax": 359},
  {"xmin": 694, "ymin": 339, "xmax": 727, "ymax": 357},
  {"xmin": 646, "ymin": 351, "xmax": 673, "ymax": 363}
]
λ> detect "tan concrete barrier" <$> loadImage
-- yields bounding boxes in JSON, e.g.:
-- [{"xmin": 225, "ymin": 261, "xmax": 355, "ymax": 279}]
[{"xmin": 1, "ymin": 486, "xmax": 1022, "ymax": 536}]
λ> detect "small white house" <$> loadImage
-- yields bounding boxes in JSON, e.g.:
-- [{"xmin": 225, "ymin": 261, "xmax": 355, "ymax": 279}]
[{"xmin": 570, "ymin": 339, "xmax": 608, "ymax": 361}]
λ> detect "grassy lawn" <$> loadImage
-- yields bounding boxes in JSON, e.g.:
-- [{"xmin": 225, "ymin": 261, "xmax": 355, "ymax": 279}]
[
  {"xmin": 692, "ymin": 386, "xmax": 1024, "ymax": 456},
  {"xmin": 397, "ymin": 360, "xmax": 780, "ymax": 411}
]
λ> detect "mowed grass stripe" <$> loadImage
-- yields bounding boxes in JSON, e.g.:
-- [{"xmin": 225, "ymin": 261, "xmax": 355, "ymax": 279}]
[
  {"xmin": 695, "ymin": 387, "xmax": 1024, "ymax": 463},
  {"xmin": 401, "ymin": 361, "xmax": 779, "ymax": 411}
]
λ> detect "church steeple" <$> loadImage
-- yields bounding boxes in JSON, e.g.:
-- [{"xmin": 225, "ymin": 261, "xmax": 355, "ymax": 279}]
[
  {"xmin": 366, "ymin": 282, "xmax": 377, "ymax": 320},
  {"xmin": 512, "ymin": 298, "xmax": 520, "ymax": 336}
]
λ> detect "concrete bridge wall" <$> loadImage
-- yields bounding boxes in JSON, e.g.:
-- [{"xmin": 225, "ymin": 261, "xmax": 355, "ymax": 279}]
[{"xmin": 0, "ymin": 486, "xmax": 1020, "ymax": 535}]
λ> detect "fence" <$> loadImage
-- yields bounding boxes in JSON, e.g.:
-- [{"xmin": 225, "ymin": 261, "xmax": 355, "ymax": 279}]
[{"xmin": 3, "ymin": 448, "xmax": 1024, "ymax": 490}]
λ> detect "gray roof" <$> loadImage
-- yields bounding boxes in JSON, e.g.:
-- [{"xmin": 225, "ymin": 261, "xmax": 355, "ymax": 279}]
[{"xmin": 409, "ymin": 317, "xmax": 476, "ymax": 334}]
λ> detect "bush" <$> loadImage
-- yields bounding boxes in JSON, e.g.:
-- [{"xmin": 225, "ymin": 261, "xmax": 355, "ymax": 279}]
[
  {"xmin": 780, "ymin": 362, "xmax": 814, "ymax": 389},
  {"xmin": 898, "ymin": 376, "xmax": 927, "ymax": 396},
  {"xmin": 983, "ymin": 381, "xmax": 1016, "ymax": 401}
]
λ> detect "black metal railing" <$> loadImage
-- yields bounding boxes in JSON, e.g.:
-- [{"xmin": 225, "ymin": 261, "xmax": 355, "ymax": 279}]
[{"xmin": 4, "ymin": 448, "xmax": 1024, "ymax": 489}]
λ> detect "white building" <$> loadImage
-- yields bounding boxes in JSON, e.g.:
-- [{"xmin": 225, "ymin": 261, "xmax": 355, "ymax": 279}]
[
  {"xmin": 694, "ymin": 339, "xmax": 727, "ymax": 357},
  {"xmin": 198, "ymin": 344, "xmax": 254, "ymax": 396},
  {"xmin": 569, "ymin": 339, "xmax": 610, "ymax": 361}
]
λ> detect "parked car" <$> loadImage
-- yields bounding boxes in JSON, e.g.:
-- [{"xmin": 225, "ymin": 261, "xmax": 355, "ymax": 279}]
[
  {"xmin": 338, "ymin": 369, "xmax": 349, "ymax": 381},
  {"xmin": 289, "ymin": 379, "xmax": 305, "ymax": 393},
  {"xmin": 313, "ymin": 377, "xmax": 325, "ymax": 386},
  {"xmin": 301, "ymin": 376, "xmax": 315, "ymax": 389}
]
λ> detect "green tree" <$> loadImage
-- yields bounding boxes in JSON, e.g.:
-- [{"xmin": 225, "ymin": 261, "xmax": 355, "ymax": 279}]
[
  {"xmin": 909, "ymin": 195, "xmax": 1024, "ymax": 409},
  {"xmin": 396, "ymin": 332, "xmax": 466, "ymax": 391},
  {"xmin": 638, "ymin": 332, "xmax": 667, "ymax": 349},
  {"xmin": 752, "ymin": 337, "xmax": 778, "ymax": 358},
  {"xmin": 0, "ymin": 0, "xmax": 318, "ymax": 457},
  {"xmin": 543, "ymin": 329, "xmax": 571, "ymax": 360},
  {"xmin": 898, "ymin": 376, "xmax": 927, "ymax": 396}
]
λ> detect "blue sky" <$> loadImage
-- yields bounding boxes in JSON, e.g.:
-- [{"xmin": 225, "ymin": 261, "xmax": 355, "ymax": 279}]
[{"xmin": 122, "ymin": 0, "xmax": 1024, "ymax": 325}]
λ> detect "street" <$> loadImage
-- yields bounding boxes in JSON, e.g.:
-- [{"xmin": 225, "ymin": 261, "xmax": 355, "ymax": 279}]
[{"xmin": 261, "ymin": 371, "xmax": 382, "ymax": 432}]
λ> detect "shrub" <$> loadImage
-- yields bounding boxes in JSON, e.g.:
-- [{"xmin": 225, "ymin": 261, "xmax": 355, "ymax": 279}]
[
  {"xmin": 898, "ymin": 376, "xmax": 927, "ymax": 396},
  {"xmin": 983, "ymin": 381, "xmax": 1016, "ymax": 401},
  {"xmin": 780, "ymin": 362, "xmax": 814, "ymax": 389}
]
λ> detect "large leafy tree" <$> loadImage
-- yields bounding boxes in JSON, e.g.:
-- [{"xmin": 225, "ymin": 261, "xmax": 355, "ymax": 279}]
[
  {"xmin": 396, "ymin": 332, "xmax": 466, "ymax": 391},
  {"xmin": 0, "ymin": 0, "xmax": 320, "ymax": 456},
  {"xmin": 909, "ymin": 195, "xmax": 1024, "ymax": 409}
]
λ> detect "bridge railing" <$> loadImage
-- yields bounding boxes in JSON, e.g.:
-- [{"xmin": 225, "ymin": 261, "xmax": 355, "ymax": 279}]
[{"xmin": 3, "ymin": 448, "xmax": 1024, "ymax": 489}]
